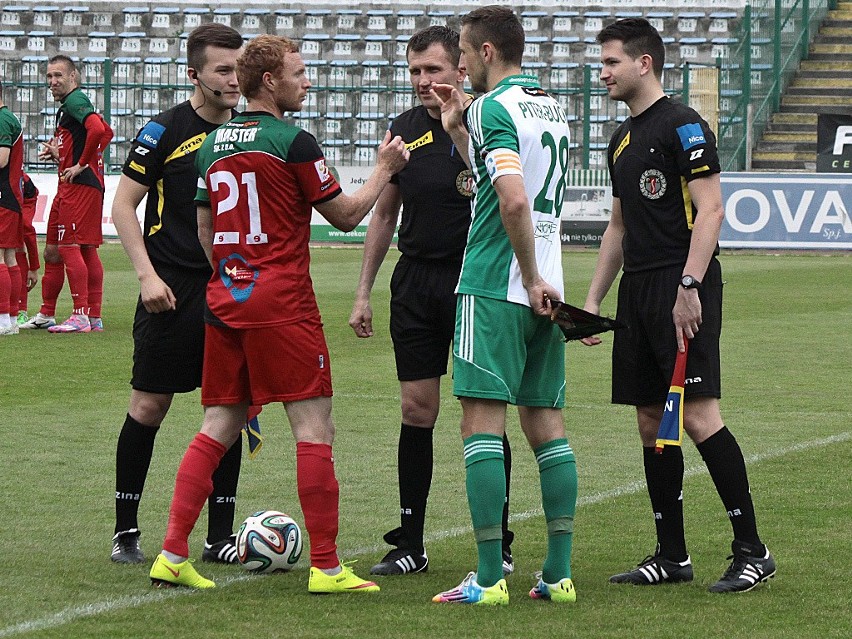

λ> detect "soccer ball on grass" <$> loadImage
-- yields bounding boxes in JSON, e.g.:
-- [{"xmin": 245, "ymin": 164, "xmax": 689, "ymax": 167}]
[{"xmin": 236, "ymin": 510, "xmax": 303, "ymax": 573}]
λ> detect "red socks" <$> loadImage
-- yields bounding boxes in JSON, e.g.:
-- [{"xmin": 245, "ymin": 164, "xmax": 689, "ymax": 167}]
[
  {"xmin": 0, "ymin": 264, "xmax": 9, "ymax": 315},
  {"xmin": 7, "ymin": 264, "xmax": 20, "ymax": 316},
  {"xmin": 15, "ymin": 251, "xmax": 28, "ymax": 310},
  {"xmin": 163, "ymin": 433, "xmax": 227, "ymax": 558},
  {"xmin": 296, "ymin": 442, "xmax": 340, "ymax": 569},
  {"xmin": 81, "ymin": 246, "xmax": 103, "ymax": 317},
  {"xmin": 58, "ymin": 245, "xmax": 88, "ymax": 315},
  {"xmin": 40, "ymin": 261, "xmax": 65, "ymax": 316}
]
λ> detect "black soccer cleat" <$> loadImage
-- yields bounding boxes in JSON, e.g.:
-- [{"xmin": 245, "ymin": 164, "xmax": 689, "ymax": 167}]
[
  {"xmin": 709, "ymin": 541, "xmax": 776, "ymax": 593},
  {"xmin": 202, "ymin": 534, "xmax": 238, "ymax": 564},
  {"xmin": 502, "ymin": 529, "xmax": 514, "ymax": 576},
  {"xmin": 370, "ymin": 547, "xmax": 429, "ymax": 575},
  {"xmin": 111, "ymin": 528, "xmax": 144, "ymax": 564},
  {"xmin": 609, "ymin": 551, "xmax": 694, "ymax": 585},
  {"xmin": 502, "ymin": 548, "xmax": 514, "ymax": 576}
]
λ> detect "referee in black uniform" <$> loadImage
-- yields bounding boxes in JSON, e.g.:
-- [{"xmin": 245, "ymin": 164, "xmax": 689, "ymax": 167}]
[
  {"xmin": 583, "ymin": 18, "xmax": 775, "ymax": 593},
  {"xmin": 349, "ymin": 26, "xmax": 515, "ymax": 576},
  {"xmin": 109, "ymin": 24, "xmax": 245, "ymax": 565}
]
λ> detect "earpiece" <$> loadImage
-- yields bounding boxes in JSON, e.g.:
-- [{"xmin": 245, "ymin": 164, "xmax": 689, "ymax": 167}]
[{"xmin": 190, "ymin": 70, "xmax": 222, "ymax": 97}]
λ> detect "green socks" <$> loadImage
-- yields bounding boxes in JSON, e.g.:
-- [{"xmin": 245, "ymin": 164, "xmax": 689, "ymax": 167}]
[
  {"xmin": 464, "ymin": 434, "xmax": 506, "ymax": 587},
  {"xmin": 535, "ymin": 438, "xmax": 577, "ymax": 583}
]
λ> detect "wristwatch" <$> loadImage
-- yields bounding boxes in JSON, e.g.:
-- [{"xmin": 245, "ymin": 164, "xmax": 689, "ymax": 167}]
[{"xmin": 680, "ymin": 275, "xmax": 702, "ymax": 291}]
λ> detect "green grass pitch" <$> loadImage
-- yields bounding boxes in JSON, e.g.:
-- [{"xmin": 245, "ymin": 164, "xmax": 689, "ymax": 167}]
[{"xmin": 0, "ymin": 245, "xmax": 849, "ymax": 638}]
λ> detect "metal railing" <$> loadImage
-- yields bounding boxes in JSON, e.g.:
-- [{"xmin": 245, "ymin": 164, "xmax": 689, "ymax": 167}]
[{"xmin": 716, "ymin": 0, "xmax": 834, "ymax": 170}]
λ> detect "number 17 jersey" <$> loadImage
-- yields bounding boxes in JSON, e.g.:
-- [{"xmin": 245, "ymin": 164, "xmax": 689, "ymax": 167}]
[{"xmin": 195, "ymin": 111, "xmax": 342, "ymax": 328}]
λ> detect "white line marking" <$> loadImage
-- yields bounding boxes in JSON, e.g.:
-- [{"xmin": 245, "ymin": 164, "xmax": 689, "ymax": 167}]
[{"xmin": 2, "ymin": 431, "xmax": 848, "ymax": 637}]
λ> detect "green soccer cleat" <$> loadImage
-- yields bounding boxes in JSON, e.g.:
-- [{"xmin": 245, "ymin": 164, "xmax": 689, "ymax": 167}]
[
  {"xmin": 432, "ymin": 571, "xmax": 509, "ymax": 605},
  {"xmin": 16, "ymin": 311, "xmax": 28, "ymax": 326},
  {"xmin": 149, "ymin": 553, "xmax": 215, "ymax": 589},
  {"xmin": 529, "ymin": 575, "xmax": 577, "ymax": 603},
  {"xmin": 308, "ymin": 564, "xmax": 380, "ymax": 594}
]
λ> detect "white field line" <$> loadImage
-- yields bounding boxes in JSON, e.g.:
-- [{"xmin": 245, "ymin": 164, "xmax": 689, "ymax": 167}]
[{"xmin": 1, "ymin": 431, "xmax": 848, "ymax": 638}]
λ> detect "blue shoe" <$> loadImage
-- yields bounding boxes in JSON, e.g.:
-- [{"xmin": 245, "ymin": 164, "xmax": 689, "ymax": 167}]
[{"xmin": 432, "ymin": 571, "xmax": 508, "ymax": 605}]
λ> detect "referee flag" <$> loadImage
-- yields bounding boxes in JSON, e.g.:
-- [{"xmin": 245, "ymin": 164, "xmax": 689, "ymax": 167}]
[
  {"xmin": 655, "ymin": 340, "xmax": 689, "ymax": 453},
  {"xmin": 244, "ymin": 405, "xmax": 263, "ymax": 459}
]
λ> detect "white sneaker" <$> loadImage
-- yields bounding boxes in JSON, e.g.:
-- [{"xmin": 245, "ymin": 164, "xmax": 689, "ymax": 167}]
[
  {"xmin": 0, "ymin": 323, "xmax": 19, "ymax": 336},
  {"xmin": 19, "ymin": 312, "xmax": 55, "ymax": 329}
]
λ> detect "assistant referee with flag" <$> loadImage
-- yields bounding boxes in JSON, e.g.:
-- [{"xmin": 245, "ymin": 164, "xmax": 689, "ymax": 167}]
[{"xmin": 582, "ymin": 17, "xmax": 775, "ymax": 593}]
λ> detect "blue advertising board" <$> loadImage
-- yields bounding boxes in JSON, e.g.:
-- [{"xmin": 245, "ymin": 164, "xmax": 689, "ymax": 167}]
[{"xmin": 720, "ymin": 173, "xmax": 852, "ymax": 249}]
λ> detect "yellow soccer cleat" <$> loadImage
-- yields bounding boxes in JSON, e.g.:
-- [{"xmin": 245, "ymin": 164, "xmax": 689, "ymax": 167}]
[
  {"xmin": 529, "ymin": 575, "xmax": 577, "ymax": 603},
  {"xmin": 432, "ymin": 572, "xmax": 509, "ymax": 605},
  {"xmin": 308, "ymin": 564, "xmax": 380, "ymax": 594},
  {"xmin": 149, "ymin": 553, "xmax": 215, "ymax": 589}
]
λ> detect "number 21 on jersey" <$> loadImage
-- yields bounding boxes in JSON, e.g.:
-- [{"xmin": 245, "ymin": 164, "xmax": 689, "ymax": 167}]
[{"xmin": 210, "ymin": 169, "xmax": 269, "ymax": 246}]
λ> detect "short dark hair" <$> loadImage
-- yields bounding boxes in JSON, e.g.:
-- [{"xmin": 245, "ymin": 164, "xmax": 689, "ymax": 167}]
[
  {"xmin": 460, "ymin": 5, "xmax": 524, "ymax": 67},
  {"xmin": 187, "ymin": 23, "xmax": 243, "ymax": 72},
  {"xmin": 48, "ymin": 54, "xmax": 76, "ymax": 72},
  {"xmin": 597, "ymin": 18, "xmax": 665, "ymax": 78},
  {"xmin": 406, "ymin": 26, "xmax": 461, "ymax": 66}
]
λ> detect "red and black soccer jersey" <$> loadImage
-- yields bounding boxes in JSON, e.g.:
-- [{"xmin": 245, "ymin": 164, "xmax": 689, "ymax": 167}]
[
  {"xmin": 195, "ymin": 111, "xmax": 342, "ymax": 329},
  {"xmin": 0, "ymin": 105, "xmax": 24, "ymax": 215},
  {"xmin": 122, "ymin": 101, "xmax": 231, "ymax": 271},
  {"xmin": 390, "ymin": 105, "xmax": 472, "ymax": 262},
  {"xmin": 608, "ymin": 97, "xmax": 721, "ymax": 272},
  {"xmin": 54, "ymin": 88, "xmax": 107, "ymax": 191}
]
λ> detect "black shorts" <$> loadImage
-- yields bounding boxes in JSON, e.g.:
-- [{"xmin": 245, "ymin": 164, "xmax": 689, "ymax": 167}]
[
  {"xmin": 131, "ymin": 265, "xmax": 210, "ymax": 394},
  {"xmin": 390, "ymin": 256, "xmax": 461, "ymax": 381},
  {"xmin": 612, "ymin": 258, "xmax": 722, "ymax": 406}
]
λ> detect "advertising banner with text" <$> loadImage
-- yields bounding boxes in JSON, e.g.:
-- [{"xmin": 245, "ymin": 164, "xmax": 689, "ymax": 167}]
[
  {"xmin": 720, "ymin": 173, "xmax": 851, "ymax": 249},
  {"xmin": 27, "ymin": 170, "xmax": 850, "ymax": 250}
]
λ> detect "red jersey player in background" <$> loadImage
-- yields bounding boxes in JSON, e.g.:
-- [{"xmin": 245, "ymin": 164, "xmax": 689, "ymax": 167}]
[
  {"xmin": 148, "ymin": 34, "xmax": 409, "ymax": 592},
  {"xmin": 21, "ymin": 55, "xmax": 113, "ymax": 333},
  {"xmin": 0, "ymin": 79, "xmax": 25, "ymax": 336},
  {"xmin": 15, "ymin": 173, "xmax": 40, "ymax": 326}
]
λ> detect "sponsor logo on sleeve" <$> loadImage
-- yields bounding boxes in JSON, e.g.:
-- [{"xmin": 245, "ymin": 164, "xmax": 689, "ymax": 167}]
[
  {"xmin": 676, "ymin": 122, "xmax": 706, "ymax": 151},
  {"xmin": 314, "ymin": 158, "xmax": 331, "ymax": 183},
  {"xmin": 136, "ymin": 121, "xmax": 166, "ymax": 149}
]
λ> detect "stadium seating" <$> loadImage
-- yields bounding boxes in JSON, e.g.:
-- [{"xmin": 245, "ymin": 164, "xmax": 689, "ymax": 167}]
[{"xmin": 0, "ymin": 2, "xmax": 746, "ymax": 170}]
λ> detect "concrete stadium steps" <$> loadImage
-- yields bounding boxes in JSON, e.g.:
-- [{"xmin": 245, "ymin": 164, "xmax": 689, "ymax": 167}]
[
  {"xmin": 781, "ymin": 95, "xmax": 852, "ymax": 109},
  {"xmin": 752, "ymin": 150, "xmax": 816, "ymax": 174},
  {"xmin": 761, "ymin": 131, "xmax": 817, "ymax": 143},
  {"xmin": 799, "ymin": 60, "xmax": 852, "ymax": 71},
  {"xmin": 752, "ymin": 6, "xmax": 852, "ymax": 170},
  {"xmin": 808, "ymin": 43, "xmax": 852, "ymax": 57}
]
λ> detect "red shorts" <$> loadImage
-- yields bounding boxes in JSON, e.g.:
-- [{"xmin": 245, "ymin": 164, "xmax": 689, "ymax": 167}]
[
  {"xmin": 201, "ymin": 317, "xmax": 333, "ymax": 406},
  {"xmin": 0, "ymin": 209, "xmax": 22, "ymax": 248},
  {"xmin": 46, "ymin": 184, "xmax": 104, "ymax": 246}
]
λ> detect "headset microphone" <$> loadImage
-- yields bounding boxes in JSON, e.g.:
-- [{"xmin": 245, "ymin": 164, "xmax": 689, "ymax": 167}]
[{"xmin": 191, "ymin": 70, "xmax": 222, "ymax": 97}]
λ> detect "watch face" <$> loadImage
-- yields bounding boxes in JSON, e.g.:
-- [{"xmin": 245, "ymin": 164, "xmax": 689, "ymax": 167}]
[{"xmin": 682, "ymin": 275, "xmax": 696, "ymax": 288}]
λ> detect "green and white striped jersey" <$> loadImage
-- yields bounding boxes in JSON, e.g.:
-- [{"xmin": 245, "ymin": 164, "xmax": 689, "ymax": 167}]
[{"xmin": 458, "ymin": 74, "xmax": 571, "ymax": 306}]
